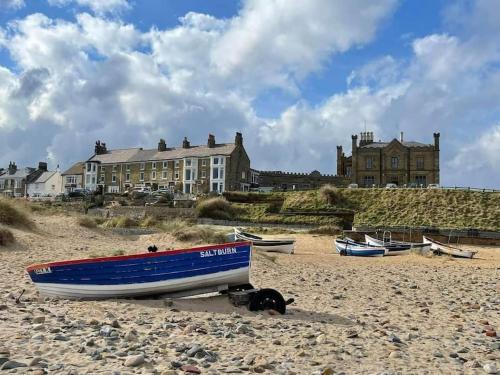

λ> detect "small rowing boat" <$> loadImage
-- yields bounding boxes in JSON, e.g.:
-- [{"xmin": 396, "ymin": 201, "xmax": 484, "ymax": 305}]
[
  {"xmin": 423, "ymin": 236, "xmax": 477, "ymax": 259},
  {"xmin": 364, "ymin": 234, "xmax": 428, "ymax": 255},
  {"xmin": 26, "ymin": 242, "xmax": 252, "ymax": 299},
  {"xmin": 234, "ymin": 228, "xmax": 295, "ymax": 254},
  {"xmin": 334, "ymin": 238, "xmax": 385, "ymax": 257}
]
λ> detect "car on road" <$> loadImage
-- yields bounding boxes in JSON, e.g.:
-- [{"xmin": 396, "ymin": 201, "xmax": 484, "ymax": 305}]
[
  {"xmin": 385, "ymin": 183, "xmax": 397, "ymax": 189},
  {"xmin": 427, "ymin": 184, "xmax": 440, "ymax": 189},
  {"xmin": 347, "ymin": 183, "xmax": 359, "ymax": 189}
]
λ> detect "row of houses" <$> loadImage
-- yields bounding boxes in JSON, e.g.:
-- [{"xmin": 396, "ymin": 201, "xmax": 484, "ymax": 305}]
[{"xmin": 0, "ymin": 131, "xmax": 441, "ymax": 197}]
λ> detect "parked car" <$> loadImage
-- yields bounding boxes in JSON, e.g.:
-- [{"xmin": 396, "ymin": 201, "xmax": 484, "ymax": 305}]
[
  {"xmin": 427, "ymin": 184, "xmax": 440, "ymax": 189},
  {"xmin": 347, "ymin": 183, "xmax": 358, "ymax": 189},
  {"xmin": 407, "ymin": 182, "xmax": 418, "ymax": 188},
  {"xmin": 385, "ymin": 183, "xmax": 397, "ymax": 189}
]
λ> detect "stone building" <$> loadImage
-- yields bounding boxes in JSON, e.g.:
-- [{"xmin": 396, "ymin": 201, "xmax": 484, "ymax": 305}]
[
  {"xmin": 337, "ymin": 132, "xmax": 440, "ymax": 187},
  {"xmin": 256, "ymin": 170, "xmax": 350, "ymax": 191},
  {"xmin": 84, "ymin": 133, "xmax": 251, "ymax": 194},
  {"xmin": 0, "ymin": 162, "xmax": 48, "ymax": 197},
  {"xmin": 61, "ymin": 162, "xmax": 85, "ymax": 193}
]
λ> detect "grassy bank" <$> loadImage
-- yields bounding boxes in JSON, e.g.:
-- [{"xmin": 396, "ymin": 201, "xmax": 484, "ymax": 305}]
[{"xmin": 223, "ymin": 189, "xmax": 500, "ymax": 231}]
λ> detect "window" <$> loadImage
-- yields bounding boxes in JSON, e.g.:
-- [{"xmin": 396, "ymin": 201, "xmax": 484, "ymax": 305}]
[
  {"xmin": 162, "ymin": 161, "xmax": 168, "ymax": 169},
  {"xmin": 202, "ymin": 160, "xmax": 207, "ymax": 167},
  {"xmin": 366, "ymin": 157, "xmax": 373, "ymax": 169},
  {"xmin": 140, "ymin": 163, "xmax": 145, "ymax": 170},
  {"xmin": 220, "ymin": 158, "xmax": 224, "ymax": 165},
  {"xmin": 162, "ymin": 171, "xmax": 167, "ymax": 179},
  {"xmin": 213, "ymin": 157, "xmax": 219, "ymax": 165},
  {"xmin": 364, "ymin": 176, "xmax": 375, "ymax": 187},
  {"xmin": 108, "ymin": 186, "xmax": 119, "ymax": 193},
  {"xmin": 112, "ymin": 165, "xmax": 117, "ymax": 172},
  {"xmin": 140, "ymin": 172, "xmax": 144, "ymax": 181},
  {"xmin": 112, "ymin": 174, "xmax": 116, "ymax": 183},
  {"xmin": 92, "ymin": 164, "xmax": 96, "ymax": 172},
  {"xmin": 220, "ymin": 167, "xmax": 224, "ymax": 177},
  {"xmin": 126, "ymin": 164, "xmax": 130, "ymax": 171},
  {"xmin": 152, "ymin": 162, "xmax": 156, "ymax": 170},
  {"xmin": 212, "ymin": 182, "xmax": 218, "ymax": 191},
  {"xmin": 100, "ymin": 173, "xmax": 105, "ymax": 183},
  {"xmin": 391, "ymin": 157, "xmax": 399, "ymax": 169},
  {"xmin": 185, "ymin": 159, "xmax": 191, "ymax": 167},
  {"xmin": 417, "ymin": 157, "xmax": 424, "ymax": 170},
  {"xmin": 66, "ymin": 176, "xmax": 76, "ymax": 184},
  {"xmin": 125, "ymin": 173, "xmax": 130, "ymax": 182},
  {"xmin": 152, "ymin": 171, "xmax": 156, "ymax": 180},
  {"xmin": 174, "ymin": 160, "xmax": 179, "ymax": 168},
  {"xmin": 416, "ymin": 175, "xmax": 427, "ymax": 187},
  {"xmin": 91, "ymin": 176, "xmax": 96, "ymax": 184},
  {"xmin": 201, "ymin": 170, "xmax": 206, "ymax": 179},
  {"xmin": 213, "ymin": 168, "xmax": 219, "ymax": 179},
  {"xmin": 242, "ymin": 171, "xmax": 246, "ymax": 179},
  {"xmin": 185, "ymin": 169, "xmax": 191, "ymax": 181},
  {"xmin": 101, "ymin": 166, "xmax": 105, "ymax": 172},
  {"xmin": 185, "ymin": 184, "xmax": 191, "ymax": 194},
  {"xmin": 86, "ymin": 163, "xmax": 91, "ymax": 172},
  {"xmin": 86, "ymin": 175, "xmax": 90, "ymax": 184},
  {"xmin": 175, "ymin": 171, "xmax": 179, "ymax": 180}
]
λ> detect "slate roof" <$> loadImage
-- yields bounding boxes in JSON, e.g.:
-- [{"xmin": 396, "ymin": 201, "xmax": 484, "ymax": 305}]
[
  {"xmin": 62, "ymin": 162, "xmax": 84, "ymax": 176},
  {"xmin": 0, "ymin": 167, "xmax": 35, "ymax": 179},
  {"xmin": 359, "ymin": 140, "xmax": 432, "ymax": 148},
  {"xmin": 87, "ymin": 144, "xmax": 236, "ymax": 164},
  {"xmin": 31, "ymin": 171, "xmax": 57, "ymax": 184}
]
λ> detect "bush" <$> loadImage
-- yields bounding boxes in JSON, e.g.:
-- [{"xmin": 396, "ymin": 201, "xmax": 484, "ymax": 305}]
[
  {"xmin": 196, "ymin": 197, "xmax": 234, "ymax": 220},
  {"xmin": 157, "ymin": 218, "xmax": 192, "ymax": 232},
  {"xmin": 140, "ymin": 216, "xmax": 157, "ymax": 228},
  {"xmin": 78, "ymin": 216, "xmax": 97, "ymax": 228},
  {"xmin": 102, "ymin": 216, "xmax": 138, "ymax": 228},
  {"xmin": 319, "ymin": 184, "xmax": 339, "ymax": 206},
  {"xmin": 172, "ymin": 226, "xmax": 227, "ymax": 244},
  {"xmin": 0, "ymin": 227, "xmax": 14, "ymax": 246},
  {"xmin": 0, "ymin": 199, "xmax": 32, "ymax": 228}
]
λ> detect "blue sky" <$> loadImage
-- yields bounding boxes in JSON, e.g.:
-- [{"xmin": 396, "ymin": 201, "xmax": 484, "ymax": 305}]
[{"xmin": 0, "ymin": 0, "xmax": 499, "ymax": 187}]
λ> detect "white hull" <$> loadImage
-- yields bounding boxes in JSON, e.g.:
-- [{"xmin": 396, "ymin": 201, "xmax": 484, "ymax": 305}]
[
  {"xmin": 364, "ymin": 234, "xmax": 429, "ymax": 254},
  {"xmin": 33, "ymin": 268, "xmax": 249, "ymax": 299},
  {"xmin": 423, "ymin": 236, "xmax": 476, "ymax": 259},
  {"xmin": 234, "ymin": 228, "xmax": 295, "ymax": 254}
]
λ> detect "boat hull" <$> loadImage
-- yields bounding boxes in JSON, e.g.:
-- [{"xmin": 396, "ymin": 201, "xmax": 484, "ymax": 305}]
[
  {"xmin": 335, "ymin": 240, "xmax": 385, "ymax": 257},
  {"xmin": 234, "ymin": 228, "xmax": 295, "ymax": 254},
  {"xmin": 27, "ymin": 242, "xmax": 252, "ymax": 299},
  {"xmin": 423, "ymin": 236, "xmax": 476, "ymax": 259},
  {"xmin": 364, "ymin": 234, "xmax": 427, "ymax": 255}
]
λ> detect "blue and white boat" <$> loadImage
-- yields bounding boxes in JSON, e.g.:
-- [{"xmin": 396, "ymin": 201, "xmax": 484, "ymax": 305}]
[
  {"xmin": 334, "ymin": 238, "xmax": 385, "ymax": 257},
  {"xmin": 26, "ymin": 242, "xmax": 252, "ymax": 299},
  {"xmin": 365, "ymin": 234, "xmax": 429, "ymax": 255}
]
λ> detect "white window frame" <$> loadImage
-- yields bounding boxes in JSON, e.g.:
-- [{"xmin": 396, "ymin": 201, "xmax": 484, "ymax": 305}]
[
  {"xmin": 162, "ymin": 161, "xmax": 168, "ymax": 169},
  {"xmin": 125, "ymin": 173, "xmax": 130, "ymax": 182},
  {"xmin": 126, "ymin": 164, "xmax": 130, "ymax": 171},
  {"xmin": 152, "ymin": 162, "xmax": 157, "ymax": 170},
  {"xmin": 112, "ymin": 174, "xmax": 116, "ymax": 183},
  {"xmin": 201, "ymin": 170, "xmax": 206, "ymax": 179},
  {"xmin": 202, "ymin": 159, "xmax": 207, "ymax": 167},
  {"xmin": 174, "ymin": 160, "xmax": 180, "ymax": 168},
  {"xmin": 140, "ymin": 172, "xmax": 145, "ymax": 181},
  {"xmin": 152, "ymin": 171, "xmax": 157, "ymax": 180},
  {"xmin": 140, "ymin": 163, "xmax": 145, "ymax": 170},
  {"xmin": 162, "ymin": 171, "xmax": 167, "ymax": 179}
]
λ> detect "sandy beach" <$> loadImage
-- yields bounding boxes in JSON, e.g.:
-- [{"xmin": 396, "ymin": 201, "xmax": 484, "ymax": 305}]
[{"xmin": 0, "ymin": 214, "xmax": 499, "ymax": 374}]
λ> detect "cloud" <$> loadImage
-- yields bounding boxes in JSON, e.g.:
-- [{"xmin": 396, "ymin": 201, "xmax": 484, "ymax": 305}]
[
  {"xmin": 47, "ymin": 0, "xmax": 131, "ymax": 15},
  {"xmin": 0, "ymin": 0, "xmax": 24, "ymax": 11}
]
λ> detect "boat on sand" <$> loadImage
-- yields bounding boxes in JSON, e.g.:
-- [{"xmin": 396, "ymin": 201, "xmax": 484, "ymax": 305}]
[
  {"xmin": 234, "ymin": 228, "xmax": 295, "ymax": 254},
  {"xmin": 423, "ymin": 236, "xmax": 477, "ymax": 259}
]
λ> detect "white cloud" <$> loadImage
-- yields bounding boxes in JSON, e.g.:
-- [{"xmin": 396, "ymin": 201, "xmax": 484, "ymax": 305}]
[
  {"xmin": 0, "ymin": 0, "xmax": 25, "ymax": 11},
  {"xmin": 47, "ymin": 0, "xmax": 130, "ymax": 15}
]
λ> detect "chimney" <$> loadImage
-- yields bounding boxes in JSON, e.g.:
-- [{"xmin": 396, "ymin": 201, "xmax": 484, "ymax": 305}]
[
  {"xmin": 94, "ymin": 140, "xmax": 107, "ymax": 155},
  {"xmin": 38, "ymin": 162, "xmax": 48, "ymax": 172},
  {"xmin": 336, "ymin": 146, "xmax": 343, "ymax": 176},
  {"xmin": 182, "ymin": 137, "xmax": 190, "ymax": 149},
  {"xmin": 400, "ymin": 131, "xmax": 404, "ymax": 143},
  {"xmin": 8, "ymin": 161, "xmax": 17, "ymax": 174},
  {"xmin": 158, "ymin": 138, "xmax": 167, "ymax": 152},
  {"xmin": 207, "ymin": 134, "xmax": 216, "ymax": 148},
  {"xmin": 351, "ymin": 134, "xmax": 358, "ymax": 149},
  {"xmin": 433, "ymin": 132, "xmax": 440, "ymax": 150},
  {"xmin": 235, "ymin": 132, "xmax": 243, "ymax": 146}
]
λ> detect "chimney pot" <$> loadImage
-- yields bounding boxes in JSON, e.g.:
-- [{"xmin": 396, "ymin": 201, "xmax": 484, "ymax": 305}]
[
  {"xmin": 400, "ymin": 131, "xmax": 404, "ymax": 143},
  {"xmin": 208, "ymin": 134, "xmax": 216, "ymax": 148},
  {"xmin": 182, "ymin": 137, "xmax": 190, "ymax": 149},
  {"xmin": 235, "ymin": 132, "xmax": 243, "ymax": 146},
  {"xmin": 158, "ymin": 138, "xmax": 167, "ymax": 152}
]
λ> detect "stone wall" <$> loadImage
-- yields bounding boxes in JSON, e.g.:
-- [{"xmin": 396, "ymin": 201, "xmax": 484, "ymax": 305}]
[
  {"xmin": 258, "ymin": 171, "xmax": 350, "ymax": 190},
  {"xmin": 89, "ymin": 206, "xmax": 196, "ymax": 220}
]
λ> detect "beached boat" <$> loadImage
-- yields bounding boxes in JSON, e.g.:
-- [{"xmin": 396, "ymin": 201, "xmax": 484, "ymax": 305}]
[
  {"xmin": 234, "ymin": 228, "xmax": 295, "ymax": 254},
  {"xmin": 364, "ymin": 234, "xmax": 428, "ymax": 255},
  {"xmin": 26, "ymin": 242, "xmax": 252, "ymax": 299},
  {"xmin": 423, "ymin": 236, "xmax": 477, "ymax": 259},
  {"xmin": 334, "ymin": 238, "xmax": 385, "ymax": 257}
]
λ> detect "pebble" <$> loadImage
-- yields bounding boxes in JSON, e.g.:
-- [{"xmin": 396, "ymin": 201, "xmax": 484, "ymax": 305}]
[
  {"xmin": 389, "ymin": 351, "xmax": 401, "ymax": 359},
  {"xmin": 316, "ymin": 334, "xmax": 326, "ymax": 344},
  {"xmin": 483, "ymin": 363, "xmax": 497, "ymax": 374},
  {"xmin": 0, "ymin": 360, "xmax": 27, "ymax": 370},
  {"xmin": 124, "ymin": 354, "xmax": 145, "ymax": 367},
  {"xmin": 180, "ymin": 364, "xmax": 201, "ymax": 374}
]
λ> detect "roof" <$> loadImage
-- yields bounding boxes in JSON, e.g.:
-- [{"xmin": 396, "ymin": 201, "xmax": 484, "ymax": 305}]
[
  {"xmin": 31, "ymin": 171, "xmax": 57, "ymax": 184},
  {"xmin": 0, "ymin": 167, "xmax": 35, "ymax": 179},
  {"xmin": 88, "ymin": 144, "xmax": 237, "ymax": 164},
  {"xmin": 359, "ymin": 140, "xmax": 432, "ymax": 149},
  {"xmin": 62, "ymin": 162, "xmax": 84, "ymax": 176}
]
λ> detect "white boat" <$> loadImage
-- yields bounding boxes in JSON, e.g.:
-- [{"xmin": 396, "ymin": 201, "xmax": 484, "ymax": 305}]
[
  {"xmin": 234, "ymin": 228, "xmax": 295, "ymax": 254},
  {"xmin": 26, "ymin": 242, "xmax": 252, "ymax": 299},
  {"xmin": 334, "ymin": 238, "xmax": 385, "ymax": 257},
  {"xmin": 365, "ymin": 234, "xmax": 430, "ymax": 255},
  {"xmin": 423, "ymin": 236, "xmax": 477, "ymax": 259}
]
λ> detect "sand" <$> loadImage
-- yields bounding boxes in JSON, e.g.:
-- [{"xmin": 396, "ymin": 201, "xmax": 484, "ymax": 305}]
[{"xmin": 0, "ymin": 214, "xmax": 498, "ymax": 374}]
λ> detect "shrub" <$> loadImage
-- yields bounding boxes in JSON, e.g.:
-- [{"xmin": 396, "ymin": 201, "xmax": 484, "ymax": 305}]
[
  {"xmin": 172, "ymin": 226, "xmax": 227, "ymax": 244},
  {"xmin": 0, "ymin": 227, "xmax": 14, "ymax": 246},
  {"xmin": 0, "ymin": 199, "xmax": 32, "ymax": 228},
  {"xmin": 140, "ymin": 216, "xmax": 157, "ymax": 228},
  {"xmin": 102, "ymin": 216, "xmax": 138, "ymax": 228},
  {"xmin": 78, "ymin": 216, "xmax": 97, "ymax": 228},
  {"xmin": 156, "ymin": 218, "xmax": 191, "ymax": 232},
  {"xmin": 265, "ymin": 201, "xmax": 282, "ymax": 214},
  {"xmin": 319, "ymin": 184, "xmax": 339, "ymax": 206},
  {"xmin": 196, "ymin": 197, "xmax": 234, "ymax": 220}
]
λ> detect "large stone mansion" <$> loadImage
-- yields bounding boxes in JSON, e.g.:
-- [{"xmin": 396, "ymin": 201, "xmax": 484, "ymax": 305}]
[{"xmin": 337, "ymin": 131, "xmax": 440, "ymax": 187}]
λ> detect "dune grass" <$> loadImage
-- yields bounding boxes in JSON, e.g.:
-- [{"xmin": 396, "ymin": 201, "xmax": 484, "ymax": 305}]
[
  {"xmin": 0, "ymin": 198, "xmax": 33, "ymax": 228},
  {"xmin": 77, "ymin": 216, "xmax": 98, "ymax": 228},
  {"xmin": 196, "ymin": 197, "xmax": 234, "ymax": 220},
  {"xmin": 0, "ymin": 226, "xmax": 15, "ymax": 246}
]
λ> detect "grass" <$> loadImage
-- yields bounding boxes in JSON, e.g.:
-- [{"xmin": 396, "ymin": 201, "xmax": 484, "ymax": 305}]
[
  {"xmin": 308, "ymin": 225, "xmax": 342, "ymax": 236},
  {"xmin": 102, "ymin": 216, "xmax": 139, "ymax": 228},
  {"xmin": 196, "ymin": 197, "xmax": 234, "ymax": 220},
  {"xmin": 0, "ymin": 198, "xmax": 33, "ymax": 228},
  {"xmin": 77, "ymin": 216, "xmax": 98, "ymax": 228},
  {"xmin": 0, "ymin": 226, "xmax": 15, "ymax": 246},
  {"xmin": 171, "ymin": 226, "xmax": 227, "ymax": 244},
  {"xmin": 319, "ymin": 184, "xmax": 339, "ymax": 206}
]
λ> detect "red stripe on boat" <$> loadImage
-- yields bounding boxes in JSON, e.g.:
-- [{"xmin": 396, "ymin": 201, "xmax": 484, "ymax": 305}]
[{"xmin": 26, "ymin": 241, "xmax": 251, "ymax": 272}]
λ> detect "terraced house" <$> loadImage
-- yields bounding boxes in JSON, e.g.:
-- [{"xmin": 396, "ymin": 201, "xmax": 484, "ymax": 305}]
[
  {"xmin": 337, "ymin": 131, "xmax": 440, "ymax": 187},
  {"xmin": 84, "ymin": 133, "xmax": 251, "ymax": 194}
]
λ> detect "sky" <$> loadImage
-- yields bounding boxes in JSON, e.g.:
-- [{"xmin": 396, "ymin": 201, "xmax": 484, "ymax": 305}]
[{"xmin": 0, "ymin": 0, "xmax": 499, "ymax": 188}]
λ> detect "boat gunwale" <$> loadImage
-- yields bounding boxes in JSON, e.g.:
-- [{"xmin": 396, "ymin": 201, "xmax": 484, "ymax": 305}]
[
  {"xmin": 423, "ymin": 236, "xmax": 477, "ymax": 254},
  {"xmin": 26, "ymin": 241, "xmax": 252, "ymax": 272}
]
